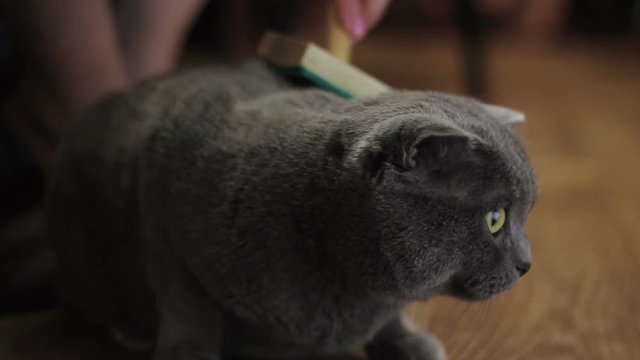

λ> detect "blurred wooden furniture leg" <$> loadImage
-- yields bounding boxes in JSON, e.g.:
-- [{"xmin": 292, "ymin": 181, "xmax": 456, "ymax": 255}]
[
  {"xmin": 456, "ymin": 0, "xmax": 488, "ymax": 98},
  {"xmin": 632, "ymin": 0, "xmax": 640, "ymax": 50}
]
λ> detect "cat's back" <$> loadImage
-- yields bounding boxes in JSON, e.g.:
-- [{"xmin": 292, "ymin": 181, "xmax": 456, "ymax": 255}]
[
  {"xmin": 50, "ymin": 60, "xmax": 293, "ymax": 244},
  {"xmin": 48, "ymin": 61, "xmax": 291, "ymax": 320},
  {"xmin": 51, "ymin": 61, "xmax": 294, "ymax": 218},
  {"xmin": 59, "ymin": 61, "xmax": 287, "ymax": 158}
]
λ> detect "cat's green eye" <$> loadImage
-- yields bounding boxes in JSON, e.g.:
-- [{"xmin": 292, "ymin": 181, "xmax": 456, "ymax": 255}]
[{"xmin": 485, "ymin": 208, "xmax": 506, "ymax": 234}]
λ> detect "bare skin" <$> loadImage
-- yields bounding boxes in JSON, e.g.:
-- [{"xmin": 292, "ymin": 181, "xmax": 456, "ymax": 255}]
[{"xmin": 3, "ymin": 0, "xmax": 206, "ymax": 171}]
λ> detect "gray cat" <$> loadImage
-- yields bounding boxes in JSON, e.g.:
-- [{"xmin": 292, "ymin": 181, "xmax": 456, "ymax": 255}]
[{"xmin": 47, "ymin": 61, "xmax": 537, "ymax": 360}]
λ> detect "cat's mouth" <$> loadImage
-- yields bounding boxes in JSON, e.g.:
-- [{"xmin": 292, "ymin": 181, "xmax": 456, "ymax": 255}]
[{"xmin": 446, "ymin": 275, "xmax": 517, "ymax": 301}]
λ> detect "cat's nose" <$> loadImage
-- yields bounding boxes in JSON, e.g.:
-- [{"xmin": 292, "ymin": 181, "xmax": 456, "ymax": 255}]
[{"xmin": 515, "ymin": 262, "xmax": 531, "ymax": 277}]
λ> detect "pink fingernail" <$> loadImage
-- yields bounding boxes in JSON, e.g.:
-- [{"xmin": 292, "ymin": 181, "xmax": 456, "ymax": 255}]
[{"xmin": 352, "ymin": 17, "xmax": 366, "ymax": 40}]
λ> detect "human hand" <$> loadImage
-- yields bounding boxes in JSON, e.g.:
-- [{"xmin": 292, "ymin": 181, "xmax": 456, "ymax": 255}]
[{"xmin": 334, "ymin": 0, "xmax": 392, "ymax": 42}]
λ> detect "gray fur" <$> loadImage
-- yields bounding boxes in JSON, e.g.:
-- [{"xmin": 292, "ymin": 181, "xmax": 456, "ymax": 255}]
[{"xmin": 47, "ymin": 61, "xmax": 537, "ymax": 360}]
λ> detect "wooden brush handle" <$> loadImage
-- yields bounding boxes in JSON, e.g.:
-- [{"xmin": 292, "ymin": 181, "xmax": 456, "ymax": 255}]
[{"xmin": 326, "ymin": 1, "xmax": 352, "ymax": 63}]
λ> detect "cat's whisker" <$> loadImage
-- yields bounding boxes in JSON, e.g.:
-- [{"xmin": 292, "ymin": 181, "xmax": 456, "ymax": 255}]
[
  {"xmin": 483, "ymin": 300, "xmax": 495, "ymax": 325},
  {"xmin": 456, "ymin": 301, "xmax": 495, "ymax": 360},
  {"xmin": 407, "ymin": 303, "xmax": 420, "ymax": 323},
  {"xmin": 446, "ymin": 304, "xmax": 470, "ymax": 360},
  {"xmin": 442, "ymin": 302, "xmax": 472, "ymax": 341},
  {"xmin": 473, "ymin": 299, "xmax": 492, "ymax": 326}
]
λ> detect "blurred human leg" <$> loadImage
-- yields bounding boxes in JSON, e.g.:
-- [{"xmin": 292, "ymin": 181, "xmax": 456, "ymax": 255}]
[
  {"xmin": 12, "ymin": 0, "xmax": 129, "ymax": 118},
  {"xmin": 5, "ymin": 0, "xmax": 129, "ymax": 170},
  {"xmin": 115, "ymin": 0, "xmax": 207, "ymax": 81}
]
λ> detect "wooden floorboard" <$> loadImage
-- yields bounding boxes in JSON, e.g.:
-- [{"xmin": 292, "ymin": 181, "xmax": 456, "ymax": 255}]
[{"xmin": 2, "ymin": 32, "xmax": 639, "ymax": 359}]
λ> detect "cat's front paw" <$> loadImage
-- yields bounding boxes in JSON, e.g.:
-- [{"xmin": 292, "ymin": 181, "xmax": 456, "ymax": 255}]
[{"xmin": 365, "ymin": 332, "xmax": 446, "ymax": 360}]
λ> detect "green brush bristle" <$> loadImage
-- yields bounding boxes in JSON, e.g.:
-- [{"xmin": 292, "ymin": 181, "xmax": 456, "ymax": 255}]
[{"xmin": 270, "ymin": 65, "xmax": 354, "ymax": 99}]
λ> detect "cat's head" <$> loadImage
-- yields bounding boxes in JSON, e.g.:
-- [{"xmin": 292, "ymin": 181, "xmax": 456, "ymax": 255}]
[{"xmin": 340, "ymin": 92, "xmax": 537, "ymax": 302}]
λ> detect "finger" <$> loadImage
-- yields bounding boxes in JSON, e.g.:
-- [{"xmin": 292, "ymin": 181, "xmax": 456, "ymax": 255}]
[{"xmin": 334, "ymin": 0, "xmax": 366, "ymax": 41}]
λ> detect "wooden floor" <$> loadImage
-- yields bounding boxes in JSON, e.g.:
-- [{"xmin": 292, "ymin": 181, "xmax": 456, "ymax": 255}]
[{"xmin": 2, "ymin": 31, "xmax": 640, "ymax": 359}]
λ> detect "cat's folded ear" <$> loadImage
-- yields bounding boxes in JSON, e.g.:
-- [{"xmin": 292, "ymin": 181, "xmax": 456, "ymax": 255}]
[
  {"xmin": 481, "ymin": 104, "xmax": 525, "ymax": 125},
  {"xmin": 356, "ymin": 115, "xmax": 482, "ymax": 180}
]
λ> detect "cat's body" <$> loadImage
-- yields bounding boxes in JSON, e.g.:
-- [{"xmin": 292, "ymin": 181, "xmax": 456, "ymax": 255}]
[{"xmin": 48, "ymin": 61, "xmax": 536, "ymax": 360}]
